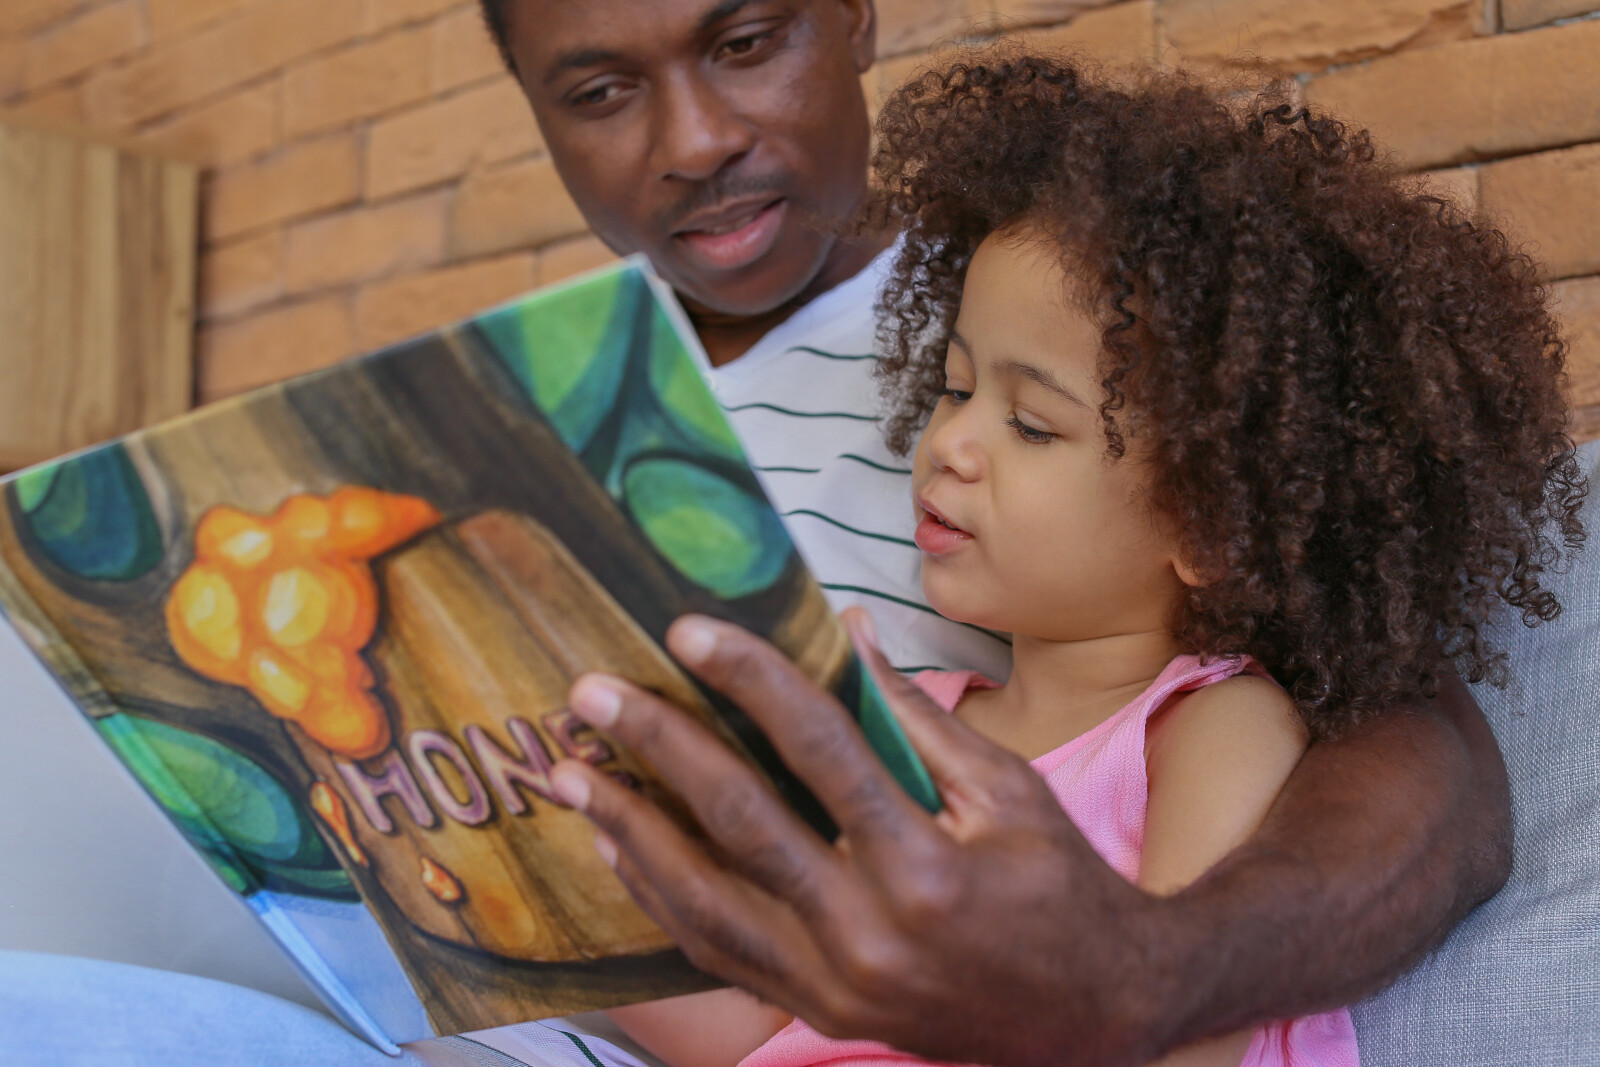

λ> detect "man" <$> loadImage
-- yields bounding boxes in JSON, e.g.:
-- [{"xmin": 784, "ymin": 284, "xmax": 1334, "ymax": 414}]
[{"xmin": 479, "ymin": 1, "xmax": 1512, "ymax": 1064}]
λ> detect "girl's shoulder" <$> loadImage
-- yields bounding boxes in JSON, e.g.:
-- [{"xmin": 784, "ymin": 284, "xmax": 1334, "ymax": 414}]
[
  {"xmin": 1146, "ymin": 671, "xmax": 1307, "ymax": 770},
  {"xmin": 1139, "ymin": 673, "xmax": 1310, "ymax": 896}
]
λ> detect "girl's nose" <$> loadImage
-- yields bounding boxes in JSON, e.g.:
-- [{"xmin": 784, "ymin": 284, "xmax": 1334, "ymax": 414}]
[{"xmin": 922, "ymin": 401, "xmax": 984, "ymax": 481}]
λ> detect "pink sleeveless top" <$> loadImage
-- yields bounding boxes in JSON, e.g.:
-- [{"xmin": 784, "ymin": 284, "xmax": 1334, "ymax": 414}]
[{"xmin": 739, "ymin": 654, "xmax": 1359, "ymax": 1067}]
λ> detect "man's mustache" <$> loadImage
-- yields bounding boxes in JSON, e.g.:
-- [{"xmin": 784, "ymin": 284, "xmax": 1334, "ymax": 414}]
[{"xmin": 655, "ymin": 174, "xmax": 793, "ymax": 233}]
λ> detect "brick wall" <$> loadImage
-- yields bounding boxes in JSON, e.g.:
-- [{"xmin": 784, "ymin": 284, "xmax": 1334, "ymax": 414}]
[{"xmin": 1, "ymin": 0, "xmax": 1596, "ymax": 433}]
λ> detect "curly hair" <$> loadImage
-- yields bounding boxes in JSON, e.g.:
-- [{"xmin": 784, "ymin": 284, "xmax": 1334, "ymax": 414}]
[
  {"xmin": 871, "ymin": 52, "xmax": 1586, "ymax": 736},
  {"xmin": 477, "ymin": 0, "xmax": 517, "ymax": 75}
]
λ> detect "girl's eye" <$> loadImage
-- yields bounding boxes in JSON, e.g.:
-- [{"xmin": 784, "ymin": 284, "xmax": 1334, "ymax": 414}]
[
  {"xmin": 940, "ymin": 387, "xmax": 972, "ymax": 404},
  {"xmin": 1007, "ymin": 415, "xmax": 1056, "ymax": 444}
]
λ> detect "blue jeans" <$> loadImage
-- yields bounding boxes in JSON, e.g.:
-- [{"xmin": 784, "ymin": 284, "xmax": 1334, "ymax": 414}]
[
  {"xmin": 0, "ymin": 951, "xmax": 658, "ymax": 1067},
  {"xmin": 0, "ymin": 950, "xmax": 423, "ymax": 1066}
]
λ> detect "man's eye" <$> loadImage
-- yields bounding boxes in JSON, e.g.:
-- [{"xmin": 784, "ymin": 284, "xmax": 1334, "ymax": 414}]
[
  {"xmin": 717, "ymin": 29, "xmax": 776, "ymax": 60},
  {"xmin": 570, "ymin": 82, "xmax": 623, "ymax": 108}
]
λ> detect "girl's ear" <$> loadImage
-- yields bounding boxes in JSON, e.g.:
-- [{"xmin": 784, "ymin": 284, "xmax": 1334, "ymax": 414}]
[{"xmin": 1171, "ymin": 553, "xmax": 1206, "ymax": 589}]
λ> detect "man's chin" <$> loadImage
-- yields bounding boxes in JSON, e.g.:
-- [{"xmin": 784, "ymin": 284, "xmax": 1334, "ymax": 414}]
[{"xmin": 661, "ymin": 235, "xmax": 836, "ymax": 321}]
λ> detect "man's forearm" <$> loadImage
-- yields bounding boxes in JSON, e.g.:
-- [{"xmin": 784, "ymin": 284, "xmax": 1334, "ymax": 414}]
[{"xmin": 1151, "ymin": 672, "xmax": 1511, "ymax": 1050}]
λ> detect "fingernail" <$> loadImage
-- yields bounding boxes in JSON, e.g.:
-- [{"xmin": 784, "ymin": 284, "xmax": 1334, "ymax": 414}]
[
  {"xmin": 593, "ymin": 831, "xmax": 618, "ymax": 869},
  {"xmin": 550, "ymin": 765, "xmax": 591, "ymax": 811},
  {"xmin": 846, "ymin": 608, "xmax": 880, "ymax": 648},
  {"xmin": 673, "ymin": 617, "xmax": 718, "ymax": 666},
  {"xmin": 570, "ymin": 676, "xmax": 623, "ymax": 729}
]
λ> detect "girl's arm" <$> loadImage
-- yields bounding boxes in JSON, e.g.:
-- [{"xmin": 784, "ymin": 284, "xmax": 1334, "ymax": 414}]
[
  {"xmin": 606, "ymin": 988, "xmax": 792, "ymax": 1067},
  {"xmin": 1139, "ymin": 674, "xmax": 1310, "ymax": 1067}
]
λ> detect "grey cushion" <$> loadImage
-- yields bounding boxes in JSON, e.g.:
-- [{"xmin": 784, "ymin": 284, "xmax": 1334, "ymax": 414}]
[{"xmin": 1354, "ymin": 440, "xmax": 1600, "ymax": 1065}]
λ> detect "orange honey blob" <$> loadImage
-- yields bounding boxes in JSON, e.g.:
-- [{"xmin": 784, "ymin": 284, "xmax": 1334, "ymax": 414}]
[{"xmin": 164, "ymin": 489, "xmax": 442, "ymax": 759}]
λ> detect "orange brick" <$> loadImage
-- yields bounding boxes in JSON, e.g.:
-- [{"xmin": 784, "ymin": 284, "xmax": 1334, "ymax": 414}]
[
  {"xmin": 146, "ymin": 0, "xmax": 240, "ymax": 42},
  {"xmin": 138, "ymin": 77, "xmax": 280, "ymax": 169},
  {"xmin": 284, "ymin": 192, "xmax": 449, "ymax": 294},
  {"xmin": 201, "ymin": 229, "xmax": 284, "ymax": 320},
  {"xmin": 283, "ymin": 26, "xmax": 433, "ymax": 138},
  {"xmin": 207, "ymin": 134, "xmax": 360, "ymax": 240},
  {"xmin": 366, "ymin": 79, "xmax": 542, "ymax": 199},
  {"xmin": 1572, "ymin": 402, "xmax": 1600, "ymax": 444},
  {"xmin": 1501, "ymin": 0, "xmax": 1600, "ymax": 29},
  {"xmin": 1418, "ymin": 165, "xmax": 1479, "ymax": 214},
  {"xmin": 1480, "ymin": 143, "xmax": 1600, "ymax": 282},
  {"xmin": 973, "ymin": 0, "xmax": 1119, "ymax": 32},
  {"xmin": 200, "ymin": 296, "xmax": 355, "ymax": 400},
  {"xmin": 1, "ymin": 39, "xmax": 26, "ymax": 101},
  {"xmin": 23, "ymin": 0, "xmax": 147, "ymax": 93},
  {"xmin": 538, "ymin": 234, "xmax": 618, "ymax": 286},
  {"xmin": 0, "ymin": 0, "xmax": 83, "ymax": 37},
  {"xmin": 1021, "ymin": 0, "xmax": 1156, "ymax": 65},
  {"xmin": 873, "ymin": 50, "xmax": 945, "ymax": 104},
  {"xmin": 84, "ymin": 0, "xmax": 363, "ymax": 129},
  {"xmin": 432, "ymin": 4, "xmax": 506, "ymax": 91},
  {"xmin": 354, "ymin": 252, "xmax": 539, "ymax": 349},
  {"xmin": 449, "ymin": 156, "xmax": 588, "ymax": 259},
  {"xmin": 1556, "ymin": 275, "xmax": 1600, "ymax": 407},
  {"xmin": 876, "ymin": 0, "xmax": 982, "ymax": 57},
  {"xmin": 1305, "ymin": 19, "xmax": 1600, "ymax": 169},
  {"xmin": 1158, "ymin": 0, "xmax": 1471, "ymax": 72},
  {"xmin": 364, "ymin": 0, "xmax": 462, "ymax": 34},
  {"xmin": 7, "ymin": 81, "xmax": 86, "ymax": 123}
]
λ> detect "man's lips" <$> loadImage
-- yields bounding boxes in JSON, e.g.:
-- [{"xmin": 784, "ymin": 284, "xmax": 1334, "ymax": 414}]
[
  {"xmin": 914, "ymin": 500, "xmax": 974, "ymax": 557},
  {"xmin": 672, "ymin": 198, "xmax": 787, "ymax": 272}
]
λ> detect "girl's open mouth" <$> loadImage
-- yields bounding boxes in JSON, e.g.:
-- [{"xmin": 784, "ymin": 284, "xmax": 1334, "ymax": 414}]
[{"xmin": 914, "ymin": 503, "xmax": 973, "ymax": 556}]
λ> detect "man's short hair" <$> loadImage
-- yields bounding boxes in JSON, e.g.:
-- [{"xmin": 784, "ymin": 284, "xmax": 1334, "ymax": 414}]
[{"xmin": 478, "ymin": 1, "xmax": 517, "ymax": 75}]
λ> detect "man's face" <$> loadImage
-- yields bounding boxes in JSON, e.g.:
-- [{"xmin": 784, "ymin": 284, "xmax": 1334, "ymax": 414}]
[{"xmin": 504, "ymin": 0, "xmax": 877, "ymax": 318}]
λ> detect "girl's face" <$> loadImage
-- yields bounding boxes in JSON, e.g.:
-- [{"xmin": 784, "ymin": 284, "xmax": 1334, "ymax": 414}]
[{"xmin": 912, "ymin": 229, "xmax": 1194, "ymax": 641}]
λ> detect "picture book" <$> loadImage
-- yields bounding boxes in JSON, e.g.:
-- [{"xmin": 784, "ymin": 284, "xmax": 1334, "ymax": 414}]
[{"xmin": 0, "ymin": 257, "xmax": 937, "ymax": 1050}]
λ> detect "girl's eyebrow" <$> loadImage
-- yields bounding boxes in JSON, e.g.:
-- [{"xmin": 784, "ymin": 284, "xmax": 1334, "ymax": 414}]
[{"xmin": 994, "ymin": 358, "xmax": 1090, "ymax": 409}]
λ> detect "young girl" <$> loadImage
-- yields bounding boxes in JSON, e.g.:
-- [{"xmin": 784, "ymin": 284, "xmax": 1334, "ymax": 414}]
[{"xmin": 608, "ymin": 54, "xmax": 1586, "ymax": 1067}]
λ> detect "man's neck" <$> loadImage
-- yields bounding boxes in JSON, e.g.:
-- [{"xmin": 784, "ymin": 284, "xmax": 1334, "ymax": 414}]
[{"xmin": 687, "ymin": 228, "xmax": 894, "ymax": 367}]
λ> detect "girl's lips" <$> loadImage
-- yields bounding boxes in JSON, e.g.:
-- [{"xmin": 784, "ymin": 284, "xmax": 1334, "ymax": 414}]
[
  {"xmin": 673, "ymin": 199, "xmax": 787, "ymax": 272},
  {"xmin": 914, "ymin": 512, "xmax": 974, "ymax": 556}
]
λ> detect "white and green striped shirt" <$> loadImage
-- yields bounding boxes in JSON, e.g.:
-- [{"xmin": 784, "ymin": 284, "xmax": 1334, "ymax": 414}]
[{"xmin": 708, "ymin": 250, "xmax": 1013, "ymax": 682}]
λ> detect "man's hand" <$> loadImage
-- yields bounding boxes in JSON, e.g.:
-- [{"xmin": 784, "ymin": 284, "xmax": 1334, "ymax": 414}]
[
  {"xmin": 548, "ymin": 612, "xmax": 1511, "ymax": 1067},
  {"xmin": 550, "ymin": 610, "xmax": 1173, "ymax": 1066}
]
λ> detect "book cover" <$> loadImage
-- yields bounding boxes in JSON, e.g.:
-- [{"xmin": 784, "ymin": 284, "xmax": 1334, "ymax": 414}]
[{"xmin": 0, "ymin": 257, "xmax": 935, "ymax": 1049}]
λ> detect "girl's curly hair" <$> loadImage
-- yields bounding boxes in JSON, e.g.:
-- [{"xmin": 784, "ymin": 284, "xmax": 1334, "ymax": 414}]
[{"xmin": 872, "ymin": 52, "xmax": 1586, "ymax": 736}]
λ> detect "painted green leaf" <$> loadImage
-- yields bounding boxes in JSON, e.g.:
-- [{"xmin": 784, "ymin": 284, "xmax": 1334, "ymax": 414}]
[
  {"xmin": 97, "ymin": 714, "xmax": 352, "ymax": 899},
  {"xmin": 477, "ymin": 267, "xmax": 644, "ymax": 452},
  {"xmin": 648, "ymin": 306, "xmax": 744, "ymax": 462},
  {"xmin": 14, "ymin": 464, "xmax": 59, "ymax": 513},
  {"xmin": 13, "ymin": 447, "xmax": 163, "ymax": 581},
  {"xmin": 849, "ymin": 671, "xmax": 940, "ymax": 813},
  {"xmin": 622, "ymin": 458, "xmax": 792, "ymax": 599}
]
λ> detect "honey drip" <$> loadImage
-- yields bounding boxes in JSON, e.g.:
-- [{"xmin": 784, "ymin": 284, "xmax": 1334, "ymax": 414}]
[
  {"xmin": 309, "ymin": 780, "xmax": 368, "ymax": 867},
  {"xmin": 420, "ymin": 857, "xmax": 464, "ymax": 904}
]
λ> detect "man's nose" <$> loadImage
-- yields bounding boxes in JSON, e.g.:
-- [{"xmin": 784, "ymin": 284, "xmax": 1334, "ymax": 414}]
[{"xmin": 650, "ymin": 72, "xmax": 757, "ymax": 183}]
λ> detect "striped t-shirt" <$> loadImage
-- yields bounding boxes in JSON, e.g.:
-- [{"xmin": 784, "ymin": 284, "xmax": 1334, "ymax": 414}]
[{"xmin": 707, "ymin": 249, "xmax": 1012, "ymax": 682}]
